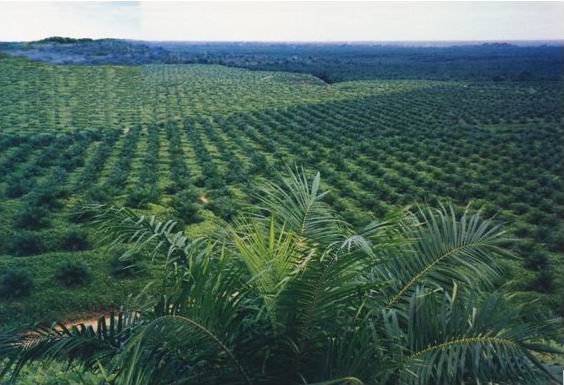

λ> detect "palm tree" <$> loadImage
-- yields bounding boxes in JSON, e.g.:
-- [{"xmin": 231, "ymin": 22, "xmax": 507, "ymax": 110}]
[{"xmin": 1, "ymin": 167, "xmax": 560, "ymax": 385}]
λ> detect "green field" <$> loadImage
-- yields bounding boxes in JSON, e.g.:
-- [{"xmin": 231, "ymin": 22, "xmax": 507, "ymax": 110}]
[{"xmin": 0, "ymin": 55, "xmax": 562, "ymax": 327}]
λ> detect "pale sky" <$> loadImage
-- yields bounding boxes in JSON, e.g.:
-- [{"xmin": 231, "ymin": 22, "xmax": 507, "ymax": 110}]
[{"xmin": 1, "ymin": 1, "xmax": 563, "ymax": 42}]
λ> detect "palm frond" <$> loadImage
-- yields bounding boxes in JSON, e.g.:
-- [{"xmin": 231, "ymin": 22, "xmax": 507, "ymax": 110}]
[
  {"xmin": 379, "ymin": 204, "xmax": 508, "ymax": 307},
  {"xmin": 316, "ymin": 308, "xmax": 383, "ymax": 384},
  {"xmin": 274, "ymin": 245, "xmax": 375, "ymax": 363},
  {"xmin": 153, "ymin": 240, "xmax": 247, "ymax": 338},
  {"xmin": 255, "ymin": 166, "xmax": 348, "ymax": 245},
  {"xmin": 232, "ymin": 215, "xmax": 300, "ymax": 320},
  {"xmin": 114, "ymin": 315, "xmax": 251, "ymax": 385},
  {"xmin": 87, "ymin": 204, "xmax": 194, "ymax": 266},
  {"xmin": 0, "ymin": 312, "xmax": 140, "ymax": 383},
  {"xmin": 390, "ymin": 286, "xmax": 561, "ymax": 385},
  {"xmin": 340, "ymin": 206, "xmax": 409, "ymax": 257}
]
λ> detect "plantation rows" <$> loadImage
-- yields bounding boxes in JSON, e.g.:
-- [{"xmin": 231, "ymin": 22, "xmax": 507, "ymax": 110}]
[
  {"xmin": 3, "ymin": 57, "xmax": 561, "ymax": 135},
  {"xmin": 0, "ymin": 58, "xmax": 562, "ymax": 321}
]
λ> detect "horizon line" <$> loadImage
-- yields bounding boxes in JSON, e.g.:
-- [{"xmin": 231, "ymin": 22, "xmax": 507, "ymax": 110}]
[{"xmin": 4, "ymin": 37, "xmax": 564, "ymax": 45}]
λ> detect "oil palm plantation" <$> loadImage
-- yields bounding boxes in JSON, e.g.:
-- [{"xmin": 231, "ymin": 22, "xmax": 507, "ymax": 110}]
[{"xmin": 1, "ymin": 168, "xmax": 560, "ymax": 385}]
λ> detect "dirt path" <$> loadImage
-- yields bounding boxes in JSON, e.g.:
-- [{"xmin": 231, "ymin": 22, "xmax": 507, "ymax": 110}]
[
  {"xmin": 60, "ymin": 312, "xmax": 110, "ymax": 329},
  {"xmin": 23, "ymin": 312, "xmax": 109, "ymax": 337}
]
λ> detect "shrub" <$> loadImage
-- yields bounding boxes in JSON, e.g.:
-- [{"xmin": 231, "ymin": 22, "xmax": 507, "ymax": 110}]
[
  {"xmin": 85, "ymin": 186, "xmax": 111, "ymax": 203},
  {"xmin": 546, "ymin": 230, "xmax": 564, "ymax": 253},
  {"xmin": 13, "ymin": 206, "xmax": 50, "ymax": 230},
  {"xmin": 6, "ymin": 231, "xmax": 44, "ymax": 256},
  {"xmin": 513, "ymin": 223, "xmax": 532, "ymax": 238},
  {"xmin": 171, "ymin": 190, "xmax": 204, "ymax": 225},
  {"xmin": 55, "ymin": 262, "xmax": 92, "ymax": 288},
  {"xmin": 27, "ymin": 186, "xmax": 63, "ymax": 210},
  {"xmin": 511, "ymin": 202, "xmax": 529, "ymax": 215},
  {"xmin": 5, "ymin": 178, "xmax": 33, "ymax": 199},
  {"xmin": 523, "ymin": 251, "xmax": 549, "ymax": 270},
  {"xmin": 208, "ymin": 197, "xmax": 237, "ymax": 222},
  {"xmin": 60, "ymin": 230, "xmax": 90, "ymax": 251},
  {"xmin": 527, "ymin": 270, "xmax": 554, "ymax": 293},
  {"xmin": 0, "ymin": 269, "xmax": 34, "ymax": 299},
  {"xmin": 125, "ymin": 187, "xmax": 158, "ymax": 209}
]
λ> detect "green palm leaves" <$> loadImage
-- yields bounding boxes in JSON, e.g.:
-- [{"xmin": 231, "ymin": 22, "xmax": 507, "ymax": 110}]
[
  {"xmin": 378, "ymin": 204, "xmax": 508, "ymax": 308},
  {"xmin": 0, "ymin": 312, "xmax": 140, "ymax": 382},
  {"xmin": 1, "ymin": 168, "xmax": 560, "ymax": 385},
  {"xmin": 255, "ymin": 168, "xmax": 347, "ymax": 244},
  {"xmin": 391, "ymin": 287, "xmax": 561, "ymax": 385}
]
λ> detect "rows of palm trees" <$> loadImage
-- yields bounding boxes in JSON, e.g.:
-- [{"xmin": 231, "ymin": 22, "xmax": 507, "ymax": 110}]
[
  {"xmin": 1, "ymin": 168, "xmax": 560, "ymax": 384},
  {"xmin": 0, "ymin": 131, "xmax": 98, "ymax": 257},
  {"xmin": 1, "ymin": 74, "xmax": 561, "ymax": 292},
  {"xmin": 203, "ymin": 99, "xmax": 562, "ymax": 291}
]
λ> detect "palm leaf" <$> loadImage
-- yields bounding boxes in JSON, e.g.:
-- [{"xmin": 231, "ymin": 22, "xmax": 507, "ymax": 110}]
[
  {"xmin": 0, "ymin": 312, "xmax": 140, "ymax": 383},
  {"xmin": 232, "ymin": 215, "xmax": 300, "ymax": 322},
  {"xmin": 391, "ymin": 286, "xmax": 561, "ymax": 385},
  {"xmin": 255, "ymin": 166, "xmax": 348, "ymax": 245},
  {"xmin": 114, "ymin": 315, "xmax": 251, "ymax": 385},
  {"xmin": 87, "ymin": 204, "xmax": 195, "ymax": 266},
  {"xmin": 379, "ymin": 204, "xmax": 508, "ymax": 308}
]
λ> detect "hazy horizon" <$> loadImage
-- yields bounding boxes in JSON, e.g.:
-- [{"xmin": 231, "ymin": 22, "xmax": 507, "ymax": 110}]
[
  {"xmin": 4, "ymin": 37, "xmax": 564, "ymax": 47},
  {"xmin": 1, "ymin": 2, "xmax": 564, "ymax": 43}
]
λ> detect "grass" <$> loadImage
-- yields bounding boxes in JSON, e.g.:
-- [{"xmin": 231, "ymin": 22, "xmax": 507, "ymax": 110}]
[{"xmin": 0, "ymin": 248, "xmax": 153, "ymax": 328}]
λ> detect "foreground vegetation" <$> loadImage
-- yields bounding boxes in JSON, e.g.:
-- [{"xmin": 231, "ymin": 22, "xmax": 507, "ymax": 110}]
[{"xmin": 1, "ymin": 169, "xmax": 561, "ymax": 385}]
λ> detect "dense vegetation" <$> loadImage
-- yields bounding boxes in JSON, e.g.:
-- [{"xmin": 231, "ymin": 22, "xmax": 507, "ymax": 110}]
[
  {"xmin": 0, "ymin": 40, "xmax": 562, "ymax": 383},
  {"xmin": 1, "ymin": 39, "xmax": 563, "ymax": 82},
  {"xmin": 1, "ymin": 170, "xmax": 561, "ymax": 384}
]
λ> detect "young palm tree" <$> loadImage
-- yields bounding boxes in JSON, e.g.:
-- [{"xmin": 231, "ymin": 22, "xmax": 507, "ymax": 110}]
[{"xmin": 1, "ymin": 168, "xmax": 560, "ymax": 385}]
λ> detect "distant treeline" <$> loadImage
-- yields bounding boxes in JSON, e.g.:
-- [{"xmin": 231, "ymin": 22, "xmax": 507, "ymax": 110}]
[
  {"xmin": 36, "ymin": 36, "xmax": 96, "ymax": 44},
  {"xmin": 1, "ymin": 37, "xmax": 563, "ymax": 82}
]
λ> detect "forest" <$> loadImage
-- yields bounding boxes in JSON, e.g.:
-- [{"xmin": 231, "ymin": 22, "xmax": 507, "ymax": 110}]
[
  {"xmin": 1, "ymin": 38, "xmax": 563, "ymax": 82},
  {"xmin": 0, "ymin": 39, "xmax": 562, "ymax": 384}
]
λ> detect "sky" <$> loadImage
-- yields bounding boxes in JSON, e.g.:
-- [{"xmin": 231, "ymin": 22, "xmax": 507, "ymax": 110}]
[{"xmin": 0, "ymin": 1, "xmax": 563, "ymax": 42}]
